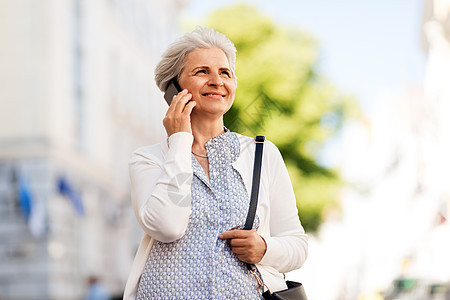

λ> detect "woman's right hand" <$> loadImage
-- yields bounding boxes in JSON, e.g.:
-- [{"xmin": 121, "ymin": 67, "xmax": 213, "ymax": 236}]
[{"xmin": 163, "ymin": 89, "xmax": 196, "ymax": 136}]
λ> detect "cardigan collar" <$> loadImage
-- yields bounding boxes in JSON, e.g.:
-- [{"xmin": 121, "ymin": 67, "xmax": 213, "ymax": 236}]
[{"xmin": 191, "ymin": 128, "xmax": 240, "ymax": 187}]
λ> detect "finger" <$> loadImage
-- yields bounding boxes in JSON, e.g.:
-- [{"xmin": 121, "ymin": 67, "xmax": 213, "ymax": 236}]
[
  {"xmin": 229, "ymin": 239, "xmax": 252, "ymax": 247},
  {"xmin": 238, "ymin": 256, "xmax": 257, "ymax": 264},
  {"xmin": 233, "ymin": 251, "xmax": 256, "ymax": 264},
  {"xmin": 166, "ymin": 89, "xmax": 188, "ymax": 113},
  {"xmin": 232, "ymin": 248, "xmax": 260, "ymax": 264},
  {"xmin": 219, "ymin": 231, "xmax": 239, "ymax": 240},
  {"xmin": 231, "ymin": 247, "xmax": 248, "ymax": 256},
  {"xmin": 182, "ymin": 100, "xmax": 196, "ymax": 115},
  {"xmin": 219, "ymin": 229, "xmax": 252, "ymax": 240},
  {"xmin": 166, "ymin": 89, "xmax": 184, "ymax": 110},
  {"xmin": 173, "ymin": 90, "xmax": 192, "ymax": 112},
  {"xmin": 229, "ymin": 242, "xmax": 252, "ymax": 251}
]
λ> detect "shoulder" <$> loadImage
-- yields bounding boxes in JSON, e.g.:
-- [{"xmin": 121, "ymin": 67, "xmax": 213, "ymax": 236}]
[
  {"xmin": 129, "ymin": 132, "xmax": 193, "ymax": 165},
  {"xmin": 233, "ymin": 132, "xmax": 281, "ymax": 157},
  {"xmin": 128, "ymin": 141, "xmax": 166, "ymax": 165}
]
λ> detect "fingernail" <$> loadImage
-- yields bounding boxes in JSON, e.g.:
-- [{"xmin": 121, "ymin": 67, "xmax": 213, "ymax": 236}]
[{"xmin": 219, "ymin": 234, "xmax": 223, "ymax": 239}]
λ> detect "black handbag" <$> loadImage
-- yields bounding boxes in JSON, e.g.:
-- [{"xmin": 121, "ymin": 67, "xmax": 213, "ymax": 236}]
[
  {"xmin": 245, "ymin": 135, "xmax": 308, "ymax": 300},
  {"xmin": 262, "ymin": 281, "xmax": 308, "ymax": 300}
]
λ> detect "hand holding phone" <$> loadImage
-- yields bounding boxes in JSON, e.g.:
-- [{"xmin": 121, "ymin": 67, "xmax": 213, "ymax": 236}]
[
  {"xmin": 164, "ymin": 79, "xmax": 182, "ymax": 105},
  {"xmin": 162, "ymin": 78, "xmax": 196, "ymax": 136}
]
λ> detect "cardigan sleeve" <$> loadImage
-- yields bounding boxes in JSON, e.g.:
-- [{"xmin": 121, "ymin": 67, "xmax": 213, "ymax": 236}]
[
  {"xmin": 128, "ymin": 132, "xmax": 194, "ymax": 243},
  {"xmin": 258, "ymin": 142, "xmax": 308, "ymax": 273}
]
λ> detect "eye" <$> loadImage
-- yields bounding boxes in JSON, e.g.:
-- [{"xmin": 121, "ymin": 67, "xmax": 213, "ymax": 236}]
[
  {"xmin": 194, "ymin": 69, "xmax": 206, "ymax": 75},
  {"xmin": 221, "ymin": 70, "xmax": 231, "ymax": 77}
]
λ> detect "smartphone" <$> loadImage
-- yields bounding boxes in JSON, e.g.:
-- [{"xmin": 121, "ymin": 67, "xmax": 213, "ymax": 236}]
[{"xmin": 164, "ymin": 79, "xmax": 182, "ymax": 105}]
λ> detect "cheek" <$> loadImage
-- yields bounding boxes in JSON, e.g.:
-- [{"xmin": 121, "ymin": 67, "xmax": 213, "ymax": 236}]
[
  {"xmin": 229, "ymin": 92, "xmax": 236, "ymax": 104},
  {"xmin": 227, "ymin": 84, "xmax": 236, "ymax": 100},
  {"xmin": 228, "ymin": 92, "xmax": 235, "ymax": 102}
]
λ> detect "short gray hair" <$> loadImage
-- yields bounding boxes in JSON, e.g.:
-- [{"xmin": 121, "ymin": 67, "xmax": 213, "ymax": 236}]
[{"xmin": 155, "ymin": 26, "xmax": 237, "ymax": 92}]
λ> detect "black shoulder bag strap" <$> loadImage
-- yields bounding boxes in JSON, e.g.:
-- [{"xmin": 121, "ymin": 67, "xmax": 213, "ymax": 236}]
[
  {"xmin": 244, "ymin": 135, "xmax": 265, "ymax": 230},
  {"xmin": 244, "ymin": 136, "xmax": 308, "ymax": 300},
  {"xmin": 244, "ymin": 135, "xmax": 265, "ymax": 273}
]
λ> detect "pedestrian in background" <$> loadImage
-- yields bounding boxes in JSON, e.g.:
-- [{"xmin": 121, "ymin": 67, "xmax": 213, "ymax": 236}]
[{"xmin": 85, "ymin": 276, "xmax": 111, "ymax": 300}]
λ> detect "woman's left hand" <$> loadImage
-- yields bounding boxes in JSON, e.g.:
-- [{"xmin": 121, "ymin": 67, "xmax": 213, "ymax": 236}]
[{"xmin": 219, "ymin": 229, "xmax": 267, "ymax": 264}]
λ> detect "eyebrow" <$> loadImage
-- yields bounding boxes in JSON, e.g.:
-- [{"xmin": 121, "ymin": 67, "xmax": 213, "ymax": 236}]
[
  {"xmin": 219, "ymin": 67, "xmax": 231, "ymax": 72},
  {"xmin": 191, "ymin": 66, "xmax": 231, "ymax": 72}
]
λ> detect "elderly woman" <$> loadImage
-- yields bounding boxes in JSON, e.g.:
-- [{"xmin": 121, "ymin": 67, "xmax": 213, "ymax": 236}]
[{"xmin": 124, "ymin": 26, "xmax": 308, "ymax": 299}]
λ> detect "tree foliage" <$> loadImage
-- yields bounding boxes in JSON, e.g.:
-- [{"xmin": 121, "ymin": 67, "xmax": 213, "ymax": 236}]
[{"xmin": 199, "ymin": 4, "xmax": 359, "ymax": 233}]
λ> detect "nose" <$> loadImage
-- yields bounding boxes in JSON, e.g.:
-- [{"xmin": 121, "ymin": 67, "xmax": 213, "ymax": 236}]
[{"xmin": 208, "ymin": 73, "xmax": 223, "ymax": 86}]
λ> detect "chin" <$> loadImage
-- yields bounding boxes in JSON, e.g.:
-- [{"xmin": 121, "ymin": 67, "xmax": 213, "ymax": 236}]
[
  {"xmin": 201, "ymin": 101, "xmax": 231, "ymax": 110},
  {"xmin": 194, "ymin": 106, "xmax": 230, "ymax": 118}
]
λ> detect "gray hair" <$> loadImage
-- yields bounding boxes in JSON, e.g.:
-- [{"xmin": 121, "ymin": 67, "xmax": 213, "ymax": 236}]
[{"xmin": 154, "ymin": 26, "xmax": 237, "ymax": 92}]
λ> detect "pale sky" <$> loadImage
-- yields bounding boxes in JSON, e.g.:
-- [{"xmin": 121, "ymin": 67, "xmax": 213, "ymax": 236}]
[{"xmin": 183, "ymin": 0, "xmax": 426, "ymax": 112}]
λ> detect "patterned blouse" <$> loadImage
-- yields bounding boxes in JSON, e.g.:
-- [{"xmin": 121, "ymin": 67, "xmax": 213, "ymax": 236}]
[{"xmin": 135, "ymin": 130, "xmax": 262, "ymax": 299}]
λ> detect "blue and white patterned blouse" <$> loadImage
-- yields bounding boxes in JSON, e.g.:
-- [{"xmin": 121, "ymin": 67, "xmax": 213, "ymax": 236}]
[{"xmin": 135, "ymin": 130, "xmax": 262, "ymax": 299}]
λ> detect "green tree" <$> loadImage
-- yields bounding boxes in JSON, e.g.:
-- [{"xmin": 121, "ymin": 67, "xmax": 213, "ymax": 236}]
[{"xmin": 198, "ymin": 4, "xmax": 359, "ymax": 233}]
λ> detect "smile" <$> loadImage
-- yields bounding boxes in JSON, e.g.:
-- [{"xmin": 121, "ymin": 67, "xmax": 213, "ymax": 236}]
[{"xmin": 202, "ymin": 93, "xmax": 225, "ymax": 98}]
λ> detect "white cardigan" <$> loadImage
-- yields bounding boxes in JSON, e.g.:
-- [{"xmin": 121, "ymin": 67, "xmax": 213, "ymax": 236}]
[{"xmin": 124, "ymin": 132, "xmax": 308, "ymax": 299}]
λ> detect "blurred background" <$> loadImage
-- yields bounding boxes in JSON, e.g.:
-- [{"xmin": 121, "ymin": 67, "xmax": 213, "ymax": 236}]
[{"xmin": 1, "ymin": 0, "xmax": 449, "ymax": 299}]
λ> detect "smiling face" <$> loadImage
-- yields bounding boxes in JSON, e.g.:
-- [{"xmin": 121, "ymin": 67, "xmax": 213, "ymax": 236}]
[{"xmin": 178, "ymin": 47, "xmax": 236, "ymax": 120}]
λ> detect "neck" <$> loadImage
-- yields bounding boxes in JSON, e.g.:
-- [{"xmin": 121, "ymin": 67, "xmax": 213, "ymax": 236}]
[{"xmin": 190, "ymin": 117, "xmax": 225, "ymax": 153}]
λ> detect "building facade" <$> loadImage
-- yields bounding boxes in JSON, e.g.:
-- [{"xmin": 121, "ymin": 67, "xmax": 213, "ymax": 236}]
[
  {"xmin": 421, "ymin": 0, "xmax": 450, "ymax": 205},
  {"xmin": 0, "ymin": 0, "xmax": 188, "ymax": 299},
  {"xmin": 294, "ymin": 1, "xmax": 450, "ymax": 298}
]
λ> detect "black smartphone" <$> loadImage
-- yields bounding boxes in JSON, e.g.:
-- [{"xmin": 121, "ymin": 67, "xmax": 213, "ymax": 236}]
[{"xmin": 164, "ymin": 79, "xmax": 182, "ymax": 105}]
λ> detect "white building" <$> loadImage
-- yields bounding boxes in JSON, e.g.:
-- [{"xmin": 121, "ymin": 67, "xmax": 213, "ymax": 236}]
[
  {"xmin": 0, "ymin": 1, "xmax": 187, "ymax": 299},
  {"xmin": 421, "ymin": 0, "xmax": 450, "ymax": 204},
  {"xmin": 407, "ymin": 0, "xmax": 450, "ymax": 285},
  {"xmin": 290, "ymin": 0, "xmax": 450, "ymax": 298}
]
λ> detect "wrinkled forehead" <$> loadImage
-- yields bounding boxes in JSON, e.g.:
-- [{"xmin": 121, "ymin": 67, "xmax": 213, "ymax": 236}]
[{"xmin": 183, "ymin": 47, "xmax": 231, "ymax": 70}]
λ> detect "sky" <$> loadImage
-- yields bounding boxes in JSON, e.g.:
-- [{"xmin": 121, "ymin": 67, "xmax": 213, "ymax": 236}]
[{"xmin": 183, "ymin": 0, "xmax": 427, "ymax": 112}]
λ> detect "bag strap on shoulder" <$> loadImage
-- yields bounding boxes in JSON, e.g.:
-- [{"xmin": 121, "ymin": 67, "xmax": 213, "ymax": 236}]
[{"xmin": 244, "ymin": 135, "xmax": 265, "ymax": 230}]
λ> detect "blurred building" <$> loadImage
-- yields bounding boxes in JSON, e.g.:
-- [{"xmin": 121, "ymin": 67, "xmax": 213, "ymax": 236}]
[
  {"xmin": 421, "ymin": 0, "xmax": 450, "ymax": 205},
  {"xmin": 407, "ymin": 0, "xmax": 450, "ymax": 285},
  {"xmin": 291, "ymin": 1, "xmax": 450, "ymax": 299},
  {"xmin": 0, "ymin": 0, "xmax": 187, "ymax": 299},
  {"xmin": 334, "ymin": 0, "xmax": 450, "ymax": 295}
]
